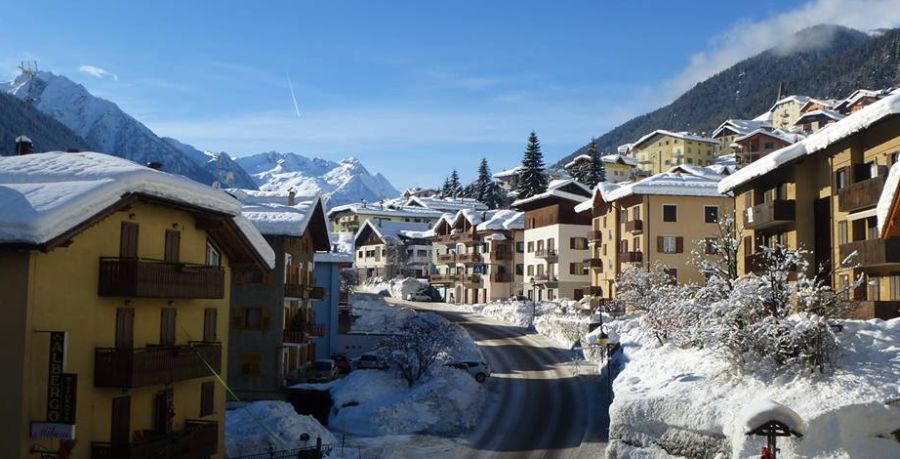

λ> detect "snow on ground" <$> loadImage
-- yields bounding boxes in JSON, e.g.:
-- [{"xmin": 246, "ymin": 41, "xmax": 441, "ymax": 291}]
[
  {"xmin": 460, "ymin": 298, "xmax": 596, "ymax": 348},
  {"xmin": 600, "ymin": 316, "xmax": 900, "ymax": 458},
  {"xmin": 357, "ymin": 277, "xmax": 427, "ymax": 299},
  {"xmin": 225, "ymin": 401, "xmax": 337, "ymax": 457},
  {"xmin": 349, "ymin": 294, "xmax": 416, "ymax": 332}
]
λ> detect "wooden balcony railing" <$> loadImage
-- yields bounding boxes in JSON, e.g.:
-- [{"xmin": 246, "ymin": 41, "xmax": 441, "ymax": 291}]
[
  {"xmin": 98, "ymin": 258, "xmax": 224, "ymax": 299},
  {"xmin": 462, "ymin": 274, "xmax": 482, "ymax": 286},
  {"xmin": 90, "ymin": 419, "xmax": 218, "ymax": 459},
  {"xmin": 435, "ymin": 234, "xmax": 455, "ymax": 243},
  {"xmin": 283, "ymin": 323, "xmax": 327, "ymax": 343},
  {"xmin": 456, "ymin": 232, "xmax": 481, "ymax": 244},
  {"xmin": 428, "ymin": 273, "xmax": 459, "ymax": 284},
  {"xmin": 625, "ymin": 219, "xmax": 643, "ymax": 233},
  {"xmin": 532, "ymin": 274, "xmax": 558, "ymax": 285},
  {"xmin": 534, "ymin": 248, "xmax": 558, "ymax": 259},
  {"xmin": 839, "ymin": 238, "xmax": 900, "ymax": 269},
  {"xmin": 437, "ymin": 253, "xmax": 457, "ymax": 264},
  {"xmin": 489, "ymin": 251, "xmax": 513, "ymax": 261},
  {"xmin": 284, "ymin": 283, "xmax": 311, "ymax": 299},
  {"xmin": 491, "ymin": 272, "xmax": 512, "ymax": 283},
  {"xmin": 743, "ymin": 252, "xmax": 799, "ymax": 274},
  {"xmin": 94, "ymin": 343, "xmax": 221, "ymax": 388},
  {"xmin": 457, "ymin": 253, "xmax": 483, "ymax": 264},
  {"xmin": 744, "ymin": 200, "xmax": 796, "ymax": 230},
  {"xmin": 838, "ymin": 175, "xmax": 886, "ymax": 213},
  {"xmin": 619, "ymin": 251, "xmax": 643, "ymax": 263},
  {"xmin": 588, "ymin": 230, "xmax": 603, "ymax": 241},
  {"xmin": 585, "ymin": 257, "xmax": 604, "ymax": 269}
]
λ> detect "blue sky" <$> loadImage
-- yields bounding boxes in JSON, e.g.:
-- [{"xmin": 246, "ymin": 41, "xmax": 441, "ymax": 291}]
[{"xmin": 2, "ymin": 0, "xmax": 899, "ymax": 189}]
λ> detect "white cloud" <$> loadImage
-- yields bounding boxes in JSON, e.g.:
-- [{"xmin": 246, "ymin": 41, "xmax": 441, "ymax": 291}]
[
  {"xmin": 665, "ymin": 0, "xmax": 900, "ymax": 100},
  {"xmin": 78, "ymin": 65, "xmax": 118, "ymax": 81}
]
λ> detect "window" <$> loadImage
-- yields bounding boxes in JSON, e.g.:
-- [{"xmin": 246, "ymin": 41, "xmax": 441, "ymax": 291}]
[
  {"xmin": 569, "ymin": 262, "xmax": 582, "ymax": 275},
  {"xmin": 205, "ymin": 241, "xmax": 221, "ymax": 266},
  {"xmin": 868, "ymin": 276, "xmax": 880, "ymax": 301},
  {"xmin": 244, "ymin": 308, "xmax": 264, "ymax": 329},
  {"xmin": 619, "ymin": 209, "xmax": 627, "ymax": 222},
  {"xmin": 658, "ymin": 236, "xmax": 682, "ymax": 254},
  {"xmin": 891, "ymin": 274, "xmax": 900, "ymax": 300},
  {"xmin": 358, "ymin": 250, "xmax": 363, "ymax": 258},
  {"xmin": 203, "ymin": 308, "xmax": 217, "ymax": 342},
  {"xmin": 838, "ymin": 221, "xmax": 848, "ymax": 245},
  {"xmin": 744, "ymin": 191, "xmax": 752, "ymax": 208},
  {"xmin": 160, "ymin": 308, "xmax": 176, "ymax": 346},
  {"xmin": 764, "ymin": 142, "xmax": 774, "ymax": 150},
  {"xmin": 200, "ymin": 381, "xmax": 215, "ymax": 417},
  {"xmin": 663, "ymin": 205, "xmax": 677, "ymax": 222},
  {"xmin": 547, "ymin": 238, "xmax": 555, "ymax": 251},
  {"xmin": 537, "ymin": 240, "xmax": 544, "ymax": 252},
  {"xmin": 527, "ymin": 265, "xmax": 534, "ymax": 276},
  {"xmin": 704, "ymin": 237, "xmax": 717, "ymax": 255},
  {"xmin": 417, "ymin": 249, "xmax": 428, "ymax": 258},
  {"xmin": 891, "ymin": 152, "xmax": 900, "ymax": 165},
  {"xmin": 515, "ymin": 264, "xmax": 524, "ymax": 275},
  {"xmin": 164, "ymin": 230, "xmax": 181, "ymax": 263},
  {"xmin": 631, "ymin": 206, "xmax": 640, "ymax": 220},
  {"xmin": 839, "ymin": 275, "xmax": 850, "ymax": 298},
  {"xmin": 516, "ymin": 241, "xmax": 524, "ymax": 253},
  {"xmin": 664, "ymin": 268, "xmax": 678, "ymax": 285},
  {"xmin": 836, "ymin": 169, "xmax": 848, "ymax": 190},
  {"xmin": 527, "ymin": 241, "xmax": 534, "ymax": 253},
  {"xmin": 570, "ymin": 237, "xmax": 588, "ymax": 250},
  {"xmin": 704, "ymin": 206, "xmax": 719, "ymax": 223}
]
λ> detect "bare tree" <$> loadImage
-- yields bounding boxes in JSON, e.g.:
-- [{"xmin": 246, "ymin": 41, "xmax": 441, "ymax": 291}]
[{"xmin": 376, "ymin": 314, "xmax": 460, "ymax": 387}]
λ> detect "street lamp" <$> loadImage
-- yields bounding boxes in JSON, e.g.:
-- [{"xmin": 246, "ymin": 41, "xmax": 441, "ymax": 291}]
[{"xmin": 528, "ymin": 277, "xmax": 537, "ymax": 332}]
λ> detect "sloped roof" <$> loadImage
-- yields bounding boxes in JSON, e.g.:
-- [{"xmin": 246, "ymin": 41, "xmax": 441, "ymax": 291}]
[
  {"xmin": 578, "ymin": 166, "xmax": 726, "ymax": 207},
  {"xmin": 632, "ymin": 129, "xmax": 718, "ymax": 149},
  {"xmin": 721, "ymin": 89, "xmax": 900, "ymax": 193},
  {"xmin": 326, "ymin": 201, "xmax": 444, "ymax": 219},
  {"xmin": 229, "ymin": 190, "xmax": 332, "ymax": 252},
  {"xmin": 354, "ymin": 219, "xmax": 432, "ymax": 246},
  {"xmin": 733, "ymin": 128, "xmax": 800, "ymax": 145},
  {"xmin": 0, "ymin": 152, "xmax": 275, "ymax": 268},
  {"xmin": 877, "ymin": 161, "xmax": 900, "ymax": 237},
  {"xmin": 712, "ymin": 119, "xmax": 771, "ymax": 138},
  {"xmin": 510, "ymin": 179, "xmax": 592, "ymax": 208},
  {"xmin": 794, "ymin": 109, "xmax": 846, "ymax": 124},
  {"xmin": 405, "ymin": 196, "xmax": 488, "ymax": 212}
]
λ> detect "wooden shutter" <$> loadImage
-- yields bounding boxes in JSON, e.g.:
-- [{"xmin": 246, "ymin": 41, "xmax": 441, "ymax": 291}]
[
  {"xmin": 656, "ymin": 236, "xmax": 664, "ymax": 252},
  {"xmin": 675, "ymin": 237, "xmax": 684, "ymax": 253},
  {"xmin": 203, "ymin": 308, "xmax": 217, "ymax": 342},
  {"xmin": 231, "ymin": 308, "xmax": 245, "ymax": 329},
  {"xmin": 154, "ymin": 389, "xmax": 174, "ymax": 433},
  {"xmin": 110, "ymin": 396, "xmax": 131, "ymax": 446},
  {"xmin": 120, "ymin": 222, "xmax": 139, "ymax": 258},
  {"xmin": 164, "ymin": 230, "xmax": 181, "ymax": 263},
  {"xmin": 200, "ymin": 381, "xmax": 215, "ymax": 417},
  {"xmin": 160, "ymin": 308, "xmax": 176, "ymax": 345},
  {"xmin": 115, "ymin": 308, "xmax": 134, "ymax": 349}
]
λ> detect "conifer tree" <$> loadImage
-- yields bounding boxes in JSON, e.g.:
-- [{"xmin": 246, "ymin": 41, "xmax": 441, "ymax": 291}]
[
  {"xmin": 470, "ymin": 158, "xmax": 507, "ymax": 209},
  {"xmin": 448, "ymin": 169, "xmax": 462, "ymax": 198},
  {"xmin": 516, "ymin": 131, "xmax": 549, "ymax": 199},
  {"xmin": 585, "ymin": 138, "xmax": 606, "ymax": 187}
]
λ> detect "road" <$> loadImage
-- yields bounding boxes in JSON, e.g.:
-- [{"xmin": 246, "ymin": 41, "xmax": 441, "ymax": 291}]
[{"xmin": 389, "ymin": 298, "xmax": 610, "ymax": 459}]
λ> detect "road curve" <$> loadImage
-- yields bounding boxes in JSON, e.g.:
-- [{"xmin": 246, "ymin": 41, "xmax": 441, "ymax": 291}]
[{"xmin": 391, "ymin": 299, "xmax": 610, "ymax": 459}]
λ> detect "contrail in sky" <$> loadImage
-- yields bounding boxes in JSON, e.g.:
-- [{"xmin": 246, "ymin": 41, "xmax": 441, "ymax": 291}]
[{"xmin": 287, "ymin": 74, "xmax": 301, "ymax": 118}]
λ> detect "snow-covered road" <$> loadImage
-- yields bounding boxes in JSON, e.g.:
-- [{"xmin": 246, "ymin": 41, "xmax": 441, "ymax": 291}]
[{"xmin": 391, "ymin": 298, "xmax": 610, "ymax": 458}]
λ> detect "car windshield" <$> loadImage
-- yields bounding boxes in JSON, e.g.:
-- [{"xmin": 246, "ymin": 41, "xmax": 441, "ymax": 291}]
[{"xmin": 314, "ymin": 362, "xmax": 333, "ymax": 370}]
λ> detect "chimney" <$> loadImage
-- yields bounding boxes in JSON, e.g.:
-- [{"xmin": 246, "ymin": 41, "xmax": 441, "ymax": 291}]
[
  {"xmin": 288, "ymin": 188, "xmax": 296, "ymax": 206},
  {"xmin": 14, "ymin": 135, "xmax": 33, "ymax": 155},
  {"xmin": 146, "ymin": 161, "xmax": 163, "ymax": 171},
  {"xmin": 361, "ymin": 199, "xmax": 367, "ymax": 209}
]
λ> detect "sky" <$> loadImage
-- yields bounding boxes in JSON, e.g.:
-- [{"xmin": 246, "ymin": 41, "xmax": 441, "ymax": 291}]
[{"xmin": 3, "ymin": 0, "xmax": 900, "ymax": 190}]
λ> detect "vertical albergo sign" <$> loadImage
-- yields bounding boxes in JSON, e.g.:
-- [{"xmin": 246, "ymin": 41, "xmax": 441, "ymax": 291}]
[{"xmin": 46, "ymin": 331, "xmax": 67, "ymax": 422}]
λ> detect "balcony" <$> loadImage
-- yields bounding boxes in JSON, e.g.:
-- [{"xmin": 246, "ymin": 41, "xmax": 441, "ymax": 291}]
[
  {"xmin": 283, "ymin": 323, "xmax": 327, "ymax": 343},
  {"xmin": 619, "ymin": 251, "xmax": 643, "ymax": 263},
  {"xmin": 585, "ymin": 257, "xmax": 604, "ymax": 270},
  {"xmin": 284, "ymin": 283, "xmax": 311, "ymax": 299},
  {"xmin": 435, "ymin": 234, "xmax": 455, "ymax": 244},
  {"xmin": 743, "ymin": 200, "xmax": 795, "ymax": 230},
  {"xmin": 457, "ymin": 253, "xmax": 483, "ymax": 264},
  {"xmin": 94, "ymin": 343, "xmax": 221, "ymax": 388},
  {"xmin": 743, "ymin": 252, "xmax": 798, "ymax": 274},
  {"xmin": 489, "ymin": 251, "xmax": 513, "ymax": 261},
  {"xmin": 90, "ymin": 419, "xmax": 217, "ymax": 459},
  {"xmin": 839, "ymin": 238, "xmax": 900, "ymax": 269},
  {"xmin": 456, "ymin": 232, "xmax": 482, "ymax": 244},
  {"xmin": 491, "ymin": 272, "xmax": 512, "ymax": 283},
  {"xmin": 625, "ymin": 219, "xmax": 643, "ymax": 234},
  {"xmin": 532, "ymin": 274, "xmax": 558, "ymax": 286},
  {"xmin": 588, "ymin": 230, "xmax": 603, "ymax": 241},
  {"xmin": 588, "ymin": 285, "xmax": 604, "ymax": 296},
  {"xmin": 852, "ymin": 301, "xmax": 900, "ymax": 320},
  {"xmin": 534, "ymin": 248, "xmax": 558, "ymax": 259},
  {"xmin": 428, "ymin": 273, "xmax": 459, "ymax": 284},
  {"xmin": 839, "ymin": 175, "xmax": 886, "ymax": 213},
  {"xmin": 462, "ymin": 274, "xmax": 482, "ymax": 287},
  {"xmin": 437, "ymin": 253, "xmax": 457, "ymax": 264},
  {"xmin": 98, "ymin": 258, "xmax": 224, "ymax": 299}
]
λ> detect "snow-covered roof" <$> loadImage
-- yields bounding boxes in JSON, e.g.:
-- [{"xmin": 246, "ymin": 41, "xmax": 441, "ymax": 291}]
[
  {"xmin": 476, "ymin": 209, "xmax": 524, "ymax": 231},
  {"xmin": 404, "ymin": 196, "xmax": 488, "ymax": 212},
  {"xmin": 355, "ymin": 219, "xmax": 432, "ymax": 246},
  {"xmin": 510, "ymin": 179, "xmax": 592, "ymax": 208},
  {"xmin": 741, "ymin": 399, "xmax": 807, "ymax": 435},
  {"xmin": 771, "ymin": 95, "xmax": 812, "ymax": 110},
  {"xmin": 721, "ymin": 90, "xmax": 900, "ymax": 193},
  {"xmin": 574, "ymin": 181, "xmax": 621, "ymax": 213},
  {"xmin": 600, "ymin": 154, "xmax": 638, "ymax": 166},
  {"xmin": 326, "ymin": 201, "xmax": 443, "ymax": 219},
  {"xmin": 712, "ymin": 119, "xmax": 771, "ymax": 138},
  {"xmin": 563, "ymin": 154, "xmax": 592, "ymax": 169},
  {"xmin": 617, "ymin": 143, "xmax": 634, "ymax": 154},
  {"xmin": 0, "ymin": 152, "xmax": 275, "ymax": 268},
  {"xmin": 15, "ymin": 135, "xmax": 32, "ymax": 143},
  {"xmin": 834, "ymin": 88, "xmax": 889, "ymax": 111},
  {"xmin": 230, "ymin": 190, "xmax": 325, "ymax": 238},
  {"xmin": 314, "ymin": 251, "xmax": 353, "ymax": 263},
  {"xmin": 632, "ymin": 129, "xmax": 718, "ymax": 149},
  {"xmin": 733, "ymin": 128, "xmax": 799, "ymax": 145},
  {"xmin": 588, "ymin": 166, "xmax": 727, "ymax": 203},
  {"xmin": 799, "ymin": 97, "xmax": 838, "ymax": 112},
  {"xmin": 794, "ymin": 109, "xmax": 845, "ymax": 124},
  {"xmin": 877, "ymin": 161, "xmax": 900, "ymax": 237},
  {"xmin": 492, "ymin": 166, "xmax": 524, "ymax": 179}
]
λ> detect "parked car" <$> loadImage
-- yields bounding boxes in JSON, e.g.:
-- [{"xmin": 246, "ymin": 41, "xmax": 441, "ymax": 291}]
[
  {"xmin": 309, "ymin": 359, "xmax": 339, "ymax": 382},
  {"xmin": 332, "ymin": 354, "xmax": 352, "ymax": 374},
  {"xmin": 405, "ymin": 292, "xmax": 432, "ymax": 302},
  {"xmin": 356, "ymin": 353, "xmax": 386, "ymax": 370},
  {"xmin": 446, "ymin": 360, "xmax": 491, "ymax": 383}
]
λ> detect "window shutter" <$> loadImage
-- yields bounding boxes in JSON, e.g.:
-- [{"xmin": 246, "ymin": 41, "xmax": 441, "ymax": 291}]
[
  {"xmin": 675, "ymin": 237, "xmax": 684, "ymax": 253},
  {"xmin": 261, "ymin": 308, "xmax": 272, "ymax": 330},
  {"xmin": 232, "ymin": 308, "xmax": 245, "ymax": 329},
  {"xmin": 115, "ymin": 308, "xmax": 135, "ymax": 349},
  {"xmin": 160, "ymin": 308, "xmax": 176, "ymax": 345},
  {"xmin": 656, "ymin": 236, "xmax": 664, "ymax": 252},
  {"xmin": 164, "ymin": 230, "xmax": 181, "ymax": 263},
  {"xmin": 120, "ymin": 222, "xmax": 139, "ymax": 258},
  {"xmin": 204, "ymin": 308, "xmax": 217, "ymax": 342},
  {"xmin": 200, "ymin": 381, "xmax": 215, "ymax": 417}
]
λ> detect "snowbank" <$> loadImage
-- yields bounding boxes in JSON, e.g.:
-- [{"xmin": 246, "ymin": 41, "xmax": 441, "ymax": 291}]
[
  {"xmin": 225, "ymin": 401, "xmax": 336, "ymax": 457},
  {"xmin": 349, "ymin": 294, "xmax": 416, "ymax": 332},
  {"xmin": 605, "ymin": 317, "xmax": 900, "ymax": 458},
  {"xmin": 461, "ymin": 298, "xmax": 594, "ymax": 347},
  {"xmin": 357, "ymin": 277, "xmax": 427, "ymax": 299}
]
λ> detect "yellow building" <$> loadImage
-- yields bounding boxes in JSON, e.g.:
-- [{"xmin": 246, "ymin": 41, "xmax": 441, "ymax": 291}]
[
  {"xmin": 769, "ymin": 95, "xmax": 812, "ymax": 129},
  {"xmin": 563, "ymin": 153, "xmax": 638, "ymax": 184},
  {"xmin": 0, "ymin": 152, "xmax": 274, "ymax": 458},
  {"xmin": 631, "ymin": 130, "xmax": 719, "ymax": 175},
  {"xmin": 576, "ymin": 167, "xmax": 734, "ymax": 304},
  {"xmin": 720, "ymin": 93, "xmax": 900, "ymax": 320}
]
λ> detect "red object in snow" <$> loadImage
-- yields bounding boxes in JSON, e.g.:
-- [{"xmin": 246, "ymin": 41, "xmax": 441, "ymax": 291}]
[{"xmin": 761, "ymin": 447, "xmax": 774, "ymax": 459}]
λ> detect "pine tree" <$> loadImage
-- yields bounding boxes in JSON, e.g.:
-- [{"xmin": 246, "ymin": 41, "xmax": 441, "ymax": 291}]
[
  {"xmin": 516, "ymin": 131, "xmax": 549, "ymax": 199},
  {"xmin": 470, "ymin": 158, "xmax": 507, "ymax": 209},
  {"xmin": 441, "ymin": 176, "xmax": 452, "ymax": 197},
  {"xmin": 448, "ymin": 169, "xmax": 462, "ymax": 198},
  {"xmin": 586, "ymin": 138, "xmax": 606, "ymax": 187}
]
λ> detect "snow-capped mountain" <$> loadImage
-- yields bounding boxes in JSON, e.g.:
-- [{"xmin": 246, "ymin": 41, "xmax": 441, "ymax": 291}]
[
  {"xmin": 1, "ymin": 71, "xmax": 214, "ymax": 183},
  {"xmin": 162, "ymin": 137, "xmax": 258, "ymax": 189},
  {"xmin": 236, "ymin": 152, "xmax": 399, "ymax": 207}
]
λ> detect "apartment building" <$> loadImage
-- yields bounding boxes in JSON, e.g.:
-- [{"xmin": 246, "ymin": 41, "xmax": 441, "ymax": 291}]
[
  {"xmin": 720, "ymin": 90, "xmax": 900, "ymax": 320},
  {"xmin": 794, "ymin": 109, "xmax": 845, "ymax": 134},
  {"xmin": 0, "ymin": 152, "xmax": 274, "ymax": 459},
  {"xmin": 733, "ymin": 129, "xmax": 799, "ymax": 165},
  {"xmin": 428, "ymin": 209, "xmax": 524, "ymax": 304},
  {"xmin": 328, "ymin": 201, "xmax": 443, "ymax": 234},
  {"xmin": 834, "ymin": 89, "xmax": 890, "ymax": 114},
  {"xmin": 354, "ymin": 220, "xmax": 432, "ymax": 282},
  {"xmin": 563, "ymin": 153, "xmax": 638, "ymax": 184},
  {"xmin": 512, "ymin": 180, "xmax": 593, "ymax": 301},
  {"xmin": 576, "ymin": 167, "xmax": 734, "ymax": 303},
  {"xmin": 712, "ymin": 118, "xmax": 772, "ymax": 153},
  {"xmin": 631, "ymin": 130, "xmax": 720, "ymax": 175},
  {"xmin": 227, "ymin": 191, "xmax": 332, "ymax": 399},
  {"xmin": 770, "ymin": 95, "xmax": 813, "ymax": 129}
]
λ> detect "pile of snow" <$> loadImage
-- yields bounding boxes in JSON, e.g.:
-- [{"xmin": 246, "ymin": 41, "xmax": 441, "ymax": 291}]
[
  {"xmin": 461, "ymin": 298, "xmax": 593, "ymax": 347},
  {"xmin": 330, "ymin": 231, "xmax": 355, "ymax": 254},
  {"xmin": 604, "ymin": 316, "xmax": 900, "ymax": 458},
  {"xmin": 349, "ymin": 294, "xmax": 416, "ymax": 332},
  {"xmin": 225, "ymin": 401, "xmax": 336, "ymax": 457},
  {"xmin": 357, "ymin": 277, "xmax": 427, "ymax": 299}
]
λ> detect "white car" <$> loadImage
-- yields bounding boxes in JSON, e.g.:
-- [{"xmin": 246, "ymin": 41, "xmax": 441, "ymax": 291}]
[
  {"xmin": 405, "ymin": 292, "xmax": 432, "ymax": 302},
  {"xmin": 447, "ymin": 360, "xmax": 491, "ymax": 383}
]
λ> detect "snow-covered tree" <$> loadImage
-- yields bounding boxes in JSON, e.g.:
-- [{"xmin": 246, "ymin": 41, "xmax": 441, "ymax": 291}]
[
  {"xmin": 467, "ymin": 158, "xmax": 507, "ymax": 209},
  {"xmin": 588, "ymin": 139, "xmax": 606, "ymax": 185},
  {"xmin": 377, "ymin": 314, "xmax": 460, "ymax": 387},
  {"xmin": 516, "ymin": 131, "xmax": 549, "ymax": 199},
  {"xmin": 616, "ymin": 263, "xmax": 695, "ymax": 344}
]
